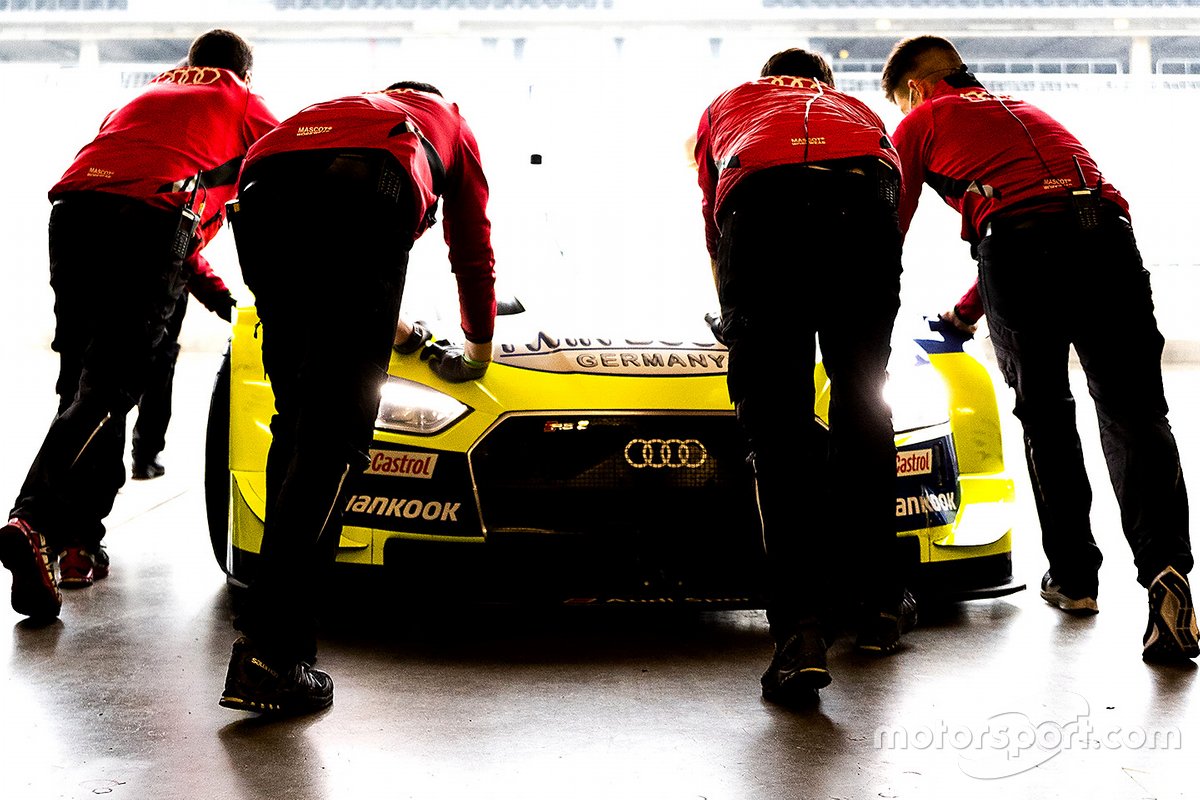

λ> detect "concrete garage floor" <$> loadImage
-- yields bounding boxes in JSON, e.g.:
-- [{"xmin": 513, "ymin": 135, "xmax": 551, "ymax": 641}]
[{"xmin": 1, "ymin": 345, "xmax": 1198, "ymax": 800}]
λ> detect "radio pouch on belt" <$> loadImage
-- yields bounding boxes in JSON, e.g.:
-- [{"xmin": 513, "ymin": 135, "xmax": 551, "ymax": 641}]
[
  {"xmin": 877, "ymin": 160, "xmax": 900, "ymax": 210},
  {"xmin": 171, "ymin": 174, "xmax": 203, "ymax": 260},
  {"xmin": 1067, "ymin": 156, "xmax": 1101, "ymax": 232}
]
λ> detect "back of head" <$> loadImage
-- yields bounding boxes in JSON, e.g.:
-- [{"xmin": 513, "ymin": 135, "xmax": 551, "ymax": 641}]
[
  {"xmin": 760, "ymin": 48, "xmax": 835, "ymax": 88},
  {"xmin": 386, "ymin": 81, "xmax": 444, "ymax": 97},
  {"xmin": 881, "ymin": 35, "xmax": 964, "ymax": 99},
  {"xmin": 188, "ymin": 29, "xmax": 254, "ymax": 80}
]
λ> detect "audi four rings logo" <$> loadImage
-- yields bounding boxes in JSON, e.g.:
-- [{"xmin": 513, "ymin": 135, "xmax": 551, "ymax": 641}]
[{"xmin": 624, "ymin": 438, "xmax": 708, "ymax": 469}]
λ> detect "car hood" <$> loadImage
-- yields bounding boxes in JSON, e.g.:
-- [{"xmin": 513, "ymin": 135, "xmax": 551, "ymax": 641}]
[{"xmin": 493, "ymin": 330, "xmax": 729, "ymax": 377}]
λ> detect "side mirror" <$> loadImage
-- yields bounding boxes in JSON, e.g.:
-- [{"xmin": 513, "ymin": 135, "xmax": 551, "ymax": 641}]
[{"xmin": 497, "ymin": 297, "xmax": 526, "ymax": 317}]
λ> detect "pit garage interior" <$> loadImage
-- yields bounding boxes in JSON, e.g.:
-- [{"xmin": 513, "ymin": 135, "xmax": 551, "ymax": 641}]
[{"xmin": 2, "ymin": 2, "xmax": 1200, "ymax": 798}]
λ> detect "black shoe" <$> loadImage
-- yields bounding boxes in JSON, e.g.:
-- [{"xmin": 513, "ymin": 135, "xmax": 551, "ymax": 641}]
[
  {"xmin": 761, "ymin": 625, "xmax": 830, "ymax": 706},
  {"xmin": 856, "ymin": 589, "xmax": 918, "ymax": 655},
  {"xmin": 1143, "ymin": 566, "xmax": 1200, "ymax": 663},
  {"xmin": 0, "ymin": 518, "xmax": 62, "ymax": 619},
  {"xmin": 219, "ymin": 637, "xmax": 334, "ymax": 715},
  {"xmin": 1040, "ymin": 570, "xmax": 1098, "ymax": 616},
  {"xmin": 131, "ymin": 456, "xmax": 165, "ymax": 481},
  {"xmin": 93, "ymin": 544, "xmax": 110, "ymax": 580}
]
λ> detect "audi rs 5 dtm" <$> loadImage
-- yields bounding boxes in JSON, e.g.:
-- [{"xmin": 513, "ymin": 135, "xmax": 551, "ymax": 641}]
[{"xmin": 206, "ymin": 306, "xmax": 1022, "ymax": 605}]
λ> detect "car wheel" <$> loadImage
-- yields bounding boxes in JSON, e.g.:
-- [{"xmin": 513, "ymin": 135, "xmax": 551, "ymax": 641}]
[{"xmin": 204, "ymin": 344, "xmax": 232, "ymax": 574}]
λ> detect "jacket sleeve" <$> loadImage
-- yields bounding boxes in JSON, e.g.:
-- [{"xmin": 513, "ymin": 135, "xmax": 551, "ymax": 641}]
[
  {"xmin": 954, "ymin": 280, "xmax": 983, "ymax": 325},
  {"xmin": 440, "ymin": 117, "xmax": 497, "ymax": 344},
  {"xmin": 893, "ymin": 108, "xmax": 930, "ymax": 239},
  {"xmin": 185, "ymin": 253, "xmax": 235, "ymax": 320},
  {"xmin": 695, "ymin": 107, "xmax": 721, "ymax": 262}
]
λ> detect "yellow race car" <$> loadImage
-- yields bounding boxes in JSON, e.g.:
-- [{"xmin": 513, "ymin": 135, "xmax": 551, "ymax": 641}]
[{"xmin": 205, "ymin": 303, "xmax": 1022, "ymax": 605}]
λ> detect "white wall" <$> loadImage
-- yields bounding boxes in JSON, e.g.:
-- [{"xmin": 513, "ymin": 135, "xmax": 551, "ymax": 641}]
[{"xmin": 1, "ymin": 38, "xmax": 1197, "ymax": 358}]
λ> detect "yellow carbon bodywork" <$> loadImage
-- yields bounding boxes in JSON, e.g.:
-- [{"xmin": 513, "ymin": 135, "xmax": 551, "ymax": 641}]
[{"xmin": 225, "ymin": 306, "xmax": 1014, "ymax": 576}]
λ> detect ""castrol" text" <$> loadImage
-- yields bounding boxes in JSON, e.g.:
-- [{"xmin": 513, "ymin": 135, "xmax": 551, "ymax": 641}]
[
  {"xmin": 366, "ymin": 450, "xmax": 437, "ymax": 479},
  {"xmin": 896, "ymin": 449, "xmax": 933, "ymax": 477}
]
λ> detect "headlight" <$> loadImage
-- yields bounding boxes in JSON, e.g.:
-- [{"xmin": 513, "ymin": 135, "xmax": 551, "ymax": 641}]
[
  {"xmin": 884, "ymin": 365, "xmax": 950, "ymax": 433},
  {"xmin": 375, "ymin": 376, "xmax": 470, "ymax": 435}
]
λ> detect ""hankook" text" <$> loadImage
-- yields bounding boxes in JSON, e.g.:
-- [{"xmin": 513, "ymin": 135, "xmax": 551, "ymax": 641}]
[
  {"xmin": 895, "ymin": 492, "xmax": 957, "ymax": 517},
  {"xmin": 345, "ymin": 495, "xmax": 461, "ymax": 522}
]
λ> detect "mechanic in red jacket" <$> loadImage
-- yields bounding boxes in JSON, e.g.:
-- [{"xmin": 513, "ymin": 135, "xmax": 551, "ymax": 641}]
[
  {"xmin": 883, "ymin": 35, "xmax": 1196, "ymax": 663},
  {"xmin": 696, "ymin": 48, "xmax": 913, "ymax": 706},
  {"xmin": 220, "ymin": 82, "xmax": 496, "ymax": 715},
  {"xmin": 0, "ymin": 30, "xmax": 278, "ymax": 617}
]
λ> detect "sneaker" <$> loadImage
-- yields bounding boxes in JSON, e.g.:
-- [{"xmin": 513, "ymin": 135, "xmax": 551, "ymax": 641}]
[
  {"xmin": 761, "ymin": 625, "xmax": 830, "ymax": 706},
  {"xmin": 219, "ymin": 637, "xmax": 334, "ymax": 715},
  {"xmin": 857, "ymin": 589, "xmax": 918, "ymax": 655},
  {"xmin": 59, "ymin": 547, "xmax": 95, "ymax": 588},
  {"xmin": 0, "ymin": 518, "xmax": 62, "ymax": 619},
  {"xmin": 1143, "ymin": 566, "xmax": 1200, "ymax": 663},
  {"xmin": 1040, "ymin": 570, "xmax": 1099, "ymax": 615},
  {"xmin": 59, "ymin": 546, "xmax": 109, "ymax": 588},
  {"xmin": 131, "ymin": 457, "xmax": 165, "ymax": 481}
]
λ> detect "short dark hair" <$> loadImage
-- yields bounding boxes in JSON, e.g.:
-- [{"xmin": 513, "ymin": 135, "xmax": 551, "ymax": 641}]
[
  {"xmin": 386, "ymin": 81, "xmax": 443, "ymax": 97},
  {"xmin": 760, "ymin": 49, "xmax": 835, "ymax": 87},
  {"xmin": 881, "ymin": 35, "xmax": 963, "ymax": 99},
  {"xmin": 188, "ymin": 29, "xmax": 254, "ymax": 79}
]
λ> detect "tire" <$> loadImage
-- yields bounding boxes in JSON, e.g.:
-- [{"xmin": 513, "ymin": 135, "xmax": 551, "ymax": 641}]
[{"xmin": 204, "ymin": 344, "xmax": 232, "ymax": 573}]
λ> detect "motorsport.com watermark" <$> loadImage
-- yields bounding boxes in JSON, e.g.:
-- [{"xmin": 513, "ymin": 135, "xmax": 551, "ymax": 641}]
[{"xmin": 873, "ymin": 700, "xmax": 1181, "ymax": 779}]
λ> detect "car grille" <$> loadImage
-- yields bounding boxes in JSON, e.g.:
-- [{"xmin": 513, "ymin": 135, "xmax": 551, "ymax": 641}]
[
  {"xmin": 468, "ymin": 412, "xmax": 765, "ymax": 598},
  {"xmin": 470, "ymin": 413, "xmax": 758, "ymax": 538}
]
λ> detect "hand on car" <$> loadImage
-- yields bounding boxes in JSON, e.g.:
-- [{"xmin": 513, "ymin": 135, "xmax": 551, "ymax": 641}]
[
  {"xmin": 421, "ymin": 338, "xmax": 491, "ymax": 382},
  {"xmin": 940, "ymin": 307, "xmax": 977, "ymax": 336},
  {"xmin": 216, "ymin": 292, "xmax": 236, "ymax": 322},
  {"xmin": 394, "ymin": 319, "xmax": 433, "ymax": 354}
]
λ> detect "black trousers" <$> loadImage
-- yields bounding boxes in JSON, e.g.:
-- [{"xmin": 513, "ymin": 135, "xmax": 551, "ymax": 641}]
[
  {"xmin": 716, "ymin": 163, "xmax": 903, "ymax": 642},
  {"xmin": 976, "ymin": 211, "xmax": 1190, "ymax": 591},
  {"xmin": 132, "ymin": 291, "xmax": 188, "ymax": 463},
  {"xmin": 11, "ymin": 193, "xmax": 185, "ymax": 551},
  {"xmin": 231, "ymin": 151, "xmax": 415, "ymax": 663}
]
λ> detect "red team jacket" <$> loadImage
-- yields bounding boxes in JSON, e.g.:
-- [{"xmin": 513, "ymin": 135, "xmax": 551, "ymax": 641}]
[
  {"xmin": 51, "ymin": 65, "xmax": 278, "ymax": 240},
  {"xmin": 50, "ymin": 66, "xmax": 278, "ymax": 299},
  {"xmin": 695, "ymin": 76, "xmax": 901, "ymax": 259},
  {"xmin": 243, "ymin": 88, "xmax": 497, "ymax": 344},
  {"xmin": 893, "ymin": 72, "xmax": 1130, "ymax": 322}
]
